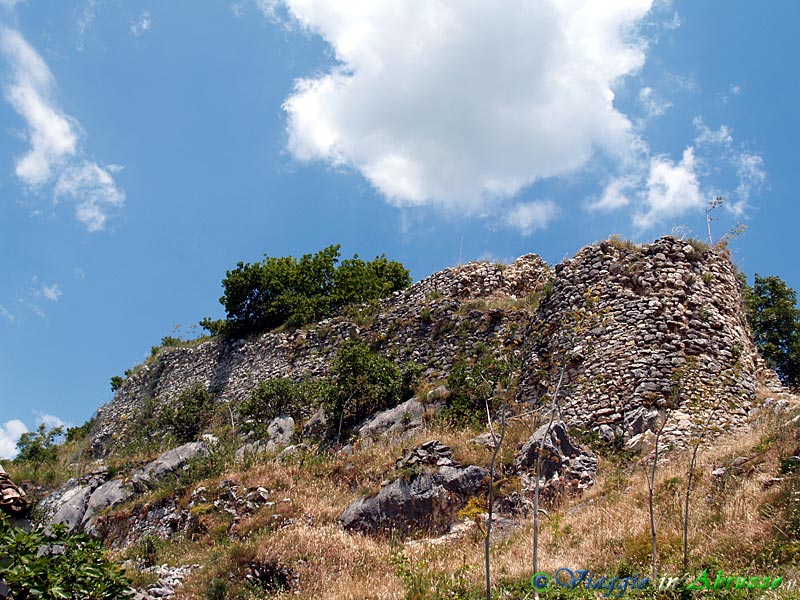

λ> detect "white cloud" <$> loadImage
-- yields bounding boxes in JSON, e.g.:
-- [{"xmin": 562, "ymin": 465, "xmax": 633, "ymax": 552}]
[
  {"xmin": 55, "ymin": 161, "xmax": 125, "ymax": 231},
  {"xmin": 0, "ymin": 26, "xmax": 124, "ymax": 230},
  {"xmin": 634, "ymin": 147, "xmax": 703, "ymax": 229},
  {"xmin": 0, "ymin": 419, "xmax": 27, "ymax": 459},
  {"xmin": 503, "ymin": 200, "xmax": 558, "ymax": 236},
  {"xmin": 34, "ymin": 412, "xmax": 67, "ymax": 429},
  {"xmin": 638, "ymin": 86, "xmax": 672, "ymax": 118},
  {"xmin": 41, "ymin": 283, "xmax": 61, "ymax": 302},
  {"xmin": 130, "ymin": 11, "xmax": 152, "ymax": 36},
  {"xmin": 731, "ymin": 152, "xmax": 766, "ymax": 215},
  {"xmin": 272, "ymin": 0, "xmax": 654, "ymax": 214},
  {"xmin": 590, "ymin": 175, "xmax": 637, "ymax": 211},
  {"xmin": 693, "ymin": 116, "xmax": 732, "ymax": 147},
  {"xmin": 0, "ymin": 304, "xmax": 15, "ymax": 323}
]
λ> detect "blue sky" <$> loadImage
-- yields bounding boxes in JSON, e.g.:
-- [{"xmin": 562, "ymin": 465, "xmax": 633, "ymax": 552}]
[{"xmin": 1, "ymin": 1, "xmax": 797, "ymax": 458}]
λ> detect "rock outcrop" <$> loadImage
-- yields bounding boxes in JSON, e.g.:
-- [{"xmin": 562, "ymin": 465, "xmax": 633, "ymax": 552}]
[
  {"xmin": 39, "ymin": 440, "xmax": 212, "ymax": 534},
  {"xmin": 340, "ymin": 441, "xmax": 488, "ymax": 535}
]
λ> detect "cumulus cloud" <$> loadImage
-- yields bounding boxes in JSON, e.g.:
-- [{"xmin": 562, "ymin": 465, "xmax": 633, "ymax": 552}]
[
  {"xmin": 130, "ymin": 11, "xmax": 152, "ymax": 36},
  {"xmin": 503, "ymin": 200, "xmax": 558, "ymax": 236},
  {"xmin": 634, "ymin": 147, "xmax": 703, "ymax": 229},
  {"xmin": 0, "ymin": 26, "xmax": 124, "ymax": 230},
  {"xmin": 272, "ymin": 0, "xmax": 654, "ymax": 215},
  {"xmin": 0, "ymin": 419, "xmax": 27, "ymax": 459}
]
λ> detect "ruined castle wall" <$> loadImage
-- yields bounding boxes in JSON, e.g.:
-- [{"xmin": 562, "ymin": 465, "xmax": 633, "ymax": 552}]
[
  {"xmin": 90, "ymin": 256, "xmax": 551, "ymax": 457},
  {"xmin": 516, "ymin": 237, "xmax": 761, "ymax": 446}
]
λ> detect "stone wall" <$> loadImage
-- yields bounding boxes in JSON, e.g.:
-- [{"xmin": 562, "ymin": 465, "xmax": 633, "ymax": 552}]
[
  {"xmin": 516, "ymin": 236, "xmax": 767, "ymax": 446},
  {"xmin": 89, "ymin": 255, "xmax": 551, "ymax": 457}
]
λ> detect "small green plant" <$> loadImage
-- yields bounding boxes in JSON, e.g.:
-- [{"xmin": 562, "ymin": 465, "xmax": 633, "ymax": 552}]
[{"xmin": 110, "ymin": 375, "xmax": 125, "ymax": 392}]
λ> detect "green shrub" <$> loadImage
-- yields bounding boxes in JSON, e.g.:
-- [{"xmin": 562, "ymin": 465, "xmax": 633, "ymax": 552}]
[
  {"xmin": 65, "ymin": 417, "xmax": 95, "ymax": 443},
  {"xmin": 157, "ymin": 384, "xmax": 215, "ymax": 444},
  {"xmin": 322, "ymin": 341, "xmax": 416, "ymax": 443},
  {"xmin": 239, "ymin": 378, "xmax": 319, "ymax": 437},
  {"xmin": 219, "ymin": 245, "xmax": 411, "ymax": 335},
  {"xmin": 440, "ymin": 354, "xmax": 513, "ymax": 428},
  {"xmin": 0, "ymin": 514, "xmax": 132, "ymax": 599}
]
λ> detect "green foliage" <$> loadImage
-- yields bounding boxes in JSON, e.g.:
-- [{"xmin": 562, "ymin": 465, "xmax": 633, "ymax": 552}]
[
  {"xmin": 239, "ymin": 378, "xmax": 318, "ymax": 436},
  {"xmin": 150, "ymin": 335, "xmax": 183, "ymax": 357},
  {"xmin": 14, "ymin": 423, "xmax": 63, "ymax": 475},
  {"xmin": 0, "ymin": 514, "xmax": 132, "ymax": 600},
  {"xmin": 157, "ymin": 384, "xmax": 215, "ymax": 444},
  {"xmin": 199, "ymin": 317, "xmax": 227, "ymax": 336},
  {"xmin": 219, "ymin": 245, "xmax": 411, "ymax": 335},
  {"xmin": 110, "ymin": 375, "xmax": 125, "ymax": 392},
  {"xmin": 65, "ymin": 417, "xmax": 95, "ymax": 444},
  {"xmin": 440, "ymin": 354, "xmax": 513, "ymax": 428},
  {"xmin": 744, "ymin": 274, "xmax": 800, "ymax": 388},
  {"xmin": 322, "ymin": 341, "xmax": 416, "ymax": 442}
]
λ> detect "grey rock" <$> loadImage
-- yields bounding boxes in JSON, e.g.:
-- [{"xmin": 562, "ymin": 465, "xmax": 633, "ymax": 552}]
[
  {"xmin": 358, "ymin": 399, "xmax": 425, "ymax": 440},
  {"xmin": 425, "ymin": 385, "xmax": 451, "ymax": 403},
  {"xmin": 267, "ymin": 416, "xmax": 295, "ymax": 447},
  {"xmin": 142, "ymin": 441, "xmax": 209, "ymax": 480},
  {"xmin": 515, "ymin": 421, "xmax": 597, "ymax": 492},
  {"xmin": 341, "ymin": 464, "xmax": 488, "ymax": 535},
  {"xmin": 50, "ymin": 485, "xmax": 93, "ymax": 532},
  {"xmin": 81, "ymin": 479, "xmax": 136, "ymax": 527}
]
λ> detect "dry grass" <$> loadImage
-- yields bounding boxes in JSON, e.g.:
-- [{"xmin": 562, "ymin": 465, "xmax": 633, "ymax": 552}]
[{"xmin": 117, "ymin": 399, "xmax": 799, "ymax": 599}]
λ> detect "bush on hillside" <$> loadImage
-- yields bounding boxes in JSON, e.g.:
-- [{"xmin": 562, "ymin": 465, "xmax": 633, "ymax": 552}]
[
  {"xmin": 322, "ymin": 341, "xmax": 416, "ymax": 443},
  {"xmin": 156, "ymin": 384, "xmax": 215, "ymax": 444}
]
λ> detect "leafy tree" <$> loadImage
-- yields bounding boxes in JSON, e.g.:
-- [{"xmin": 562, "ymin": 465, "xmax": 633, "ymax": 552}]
[
  {"xmin": 0, "ymin": 514, "xmax": 132, "ymax": 599},
  {"xmin": 322, "ymin": 341, "xmax": 415, "ymax": 443},
  {"xmin": 745, "ymin": 274, "xmax": 800, "ymax": 388},
  {"xmin": 219, "ymin": 245, "xmax": 411, "ymax": 335},
  {"xmin": 14, "ymin": 424, "xmax": 63, "ymax": 476}
]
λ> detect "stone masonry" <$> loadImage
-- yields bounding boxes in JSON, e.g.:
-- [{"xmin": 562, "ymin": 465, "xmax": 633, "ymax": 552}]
[{"xmin": 89, "ymin": 237, "xmax": 779, "ymax": 457}]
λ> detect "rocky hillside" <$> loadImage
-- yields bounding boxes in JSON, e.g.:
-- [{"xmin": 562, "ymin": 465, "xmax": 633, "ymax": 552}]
[{"xmin": 10, "ymin": 235, "xmax": 800, "ymax": 600}]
